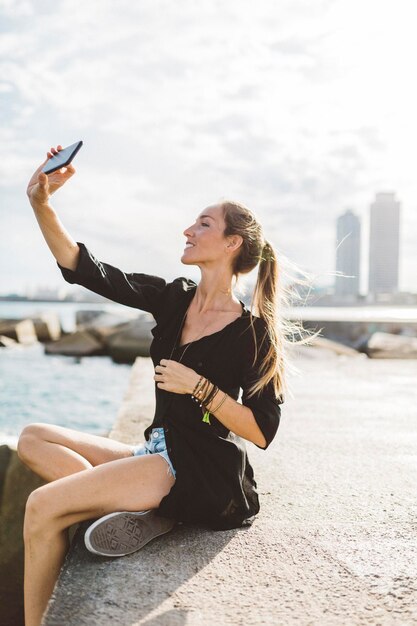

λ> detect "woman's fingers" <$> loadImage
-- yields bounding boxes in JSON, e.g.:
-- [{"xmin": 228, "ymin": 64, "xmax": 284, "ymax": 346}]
[
  {"xmin": 36, "ymin": 156, "xmax": 49, "ymax": 172},
  {"xmin": 38, "ymin": 172, "xmax": 48, "ymax": 188},
  {"xmin": 66, "ymin": 163, "xmax": 76, "ymax": 176},
  {"xmin": 27, "ymin": 144, "xmax": 70, "ymax": 206},
  {"xmin": 58, "ymin": 164, "xmax": 76, "ymax": 180},
  {"xmin": 27, "ymin": 160, "xmax": 48, "ymax": 192},
  {"xmin": 47, "ymin": 145, "xmax": 63, "ymax": 158}
]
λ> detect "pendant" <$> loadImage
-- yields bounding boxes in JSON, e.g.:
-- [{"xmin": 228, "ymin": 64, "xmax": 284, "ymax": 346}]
[{"xmin": 202, "ymin": 409, "xmax": 211, "ymax": 424}]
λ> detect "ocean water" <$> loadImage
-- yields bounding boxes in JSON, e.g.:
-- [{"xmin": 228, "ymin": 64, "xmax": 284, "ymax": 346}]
[{"xmin": 0, "ymin": 302, "xmax": 140, "ymax": 447}]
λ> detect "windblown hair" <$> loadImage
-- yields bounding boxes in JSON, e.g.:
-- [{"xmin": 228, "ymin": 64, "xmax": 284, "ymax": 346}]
[{"xmin": 220, "ymin": 199, "xmax": 323, "ymax": 403}]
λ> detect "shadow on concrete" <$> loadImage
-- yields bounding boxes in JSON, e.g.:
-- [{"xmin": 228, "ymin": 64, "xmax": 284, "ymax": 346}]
[{"xmin": 43, "ymin": 516, "xmax": 245, "ymax": 625}]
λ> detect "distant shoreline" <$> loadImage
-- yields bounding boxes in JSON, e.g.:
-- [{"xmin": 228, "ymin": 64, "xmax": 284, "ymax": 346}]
[
  {"xmin": 0, "ymin": 296, "xmax": 109, "ymax": 304},
  {"xmin": 1, "ymin": 295, "xmax": 417, "ymax": 309}
]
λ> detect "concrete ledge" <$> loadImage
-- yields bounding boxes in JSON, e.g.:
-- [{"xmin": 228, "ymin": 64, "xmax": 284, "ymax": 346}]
[{"xmin": 42, "ymin": 351, "xmax": 417, "ymax": 625}]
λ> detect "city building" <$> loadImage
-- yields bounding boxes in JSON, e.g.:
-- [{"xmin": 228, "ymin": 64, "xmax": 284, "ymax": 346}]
[
  {"xmin": 368, "ymin": 192, "xmax": 400, "ymax": 297},
  {"xmin": 335, "ymin": 208, "xmax": 361, "ymax": 299}
]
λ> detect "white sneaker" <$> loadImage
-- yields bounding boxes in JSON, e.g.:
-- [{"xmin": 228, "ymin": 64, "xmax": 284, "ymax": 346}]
[{"xmin": 84, "ymin": 509, "xmax": 176, "ymax": 557}]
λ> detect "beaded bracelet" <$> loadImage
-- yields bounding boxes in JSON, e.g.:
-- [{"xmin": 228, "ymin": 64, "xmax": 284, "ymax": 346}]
[
  {"xmin": 191, "ymin": 376, "xmax": 210, "ymax": 405},
  {"xmin": 192, "ymin": 376, "xmax": 229, "ymax": 423},
  {"xmin": 197, "ymin": 380, "xmax": 215, "ymax": 423},
  {"xmin": 194, "ymin": 377, "xmax": 212, "ymax": 402},
  {"xmin": 192, "ymin": 390, "xmax": 212, "ymax": 423},
  {"xmin": 191, "ymin": 376, "xmax": 217, "ymax": 424},
  {"xmin": 196, "ymin": 378, "xmax": 211, "ymax": 402},
  {"xmin": 192, "ymin": 375, "xmax": 204, "ymax": 396}
]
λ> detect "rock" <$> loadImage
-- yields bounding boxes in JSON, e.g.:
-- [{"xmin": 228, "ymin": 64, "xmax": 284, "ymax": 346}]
[
  {"xmin": 0, "ymin": 335, "xmax": 17, "ymax": 348},
  {"xmin": 365, "ymin": 332, "xmax": 417, "ymax": 358},
  {"xmin": 29, "ymin": 312, "xmax": 62, "ymax": 342},
  {"xmin": 44, "ymin": 330, "xmax": 105, "ymax": 357},
  {"xmin": 75, "ymin": 310, "xmax": 106, "ymax": 326},
  {"xmin": 105, "ymin": 317, "xmax": 155, "ymax": 363},
  {"xmin": 76, "ymin": 310, "xmax": 138, "ymax": 331},
  {"xmin": 0, "ymin": 445, "xmax": 12, "ymax": 506},
  {"xmin": 0, "ymin": 319, "xmax": 38, "ymax": 345},
  {"xmin": 351, "ymin": 332, "xmax": 372, "ymax": 352},
  {"xmin": 308, "ymin": 335, "xmax": 362, "ymax": 356},
  {"xmin": 77, "ymin": 311, "xmax": 142, "ymax": 343},
  {"xmin": 0, "ymin": 445, "xmax": 46, "ymax": 626}
]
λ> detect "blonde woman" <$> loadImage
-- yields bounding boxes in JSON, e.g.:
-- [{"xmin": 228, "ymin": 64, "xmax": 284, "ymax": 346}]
[{"xmin": 19, "ymin": 144, "xmax": 309, "ymax": 626}]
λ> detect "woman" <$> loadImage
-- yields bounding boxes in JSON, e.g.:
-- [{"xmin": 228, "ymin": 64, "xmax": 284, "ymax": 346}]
[{"xmin": 19, "ymin": 144, "xmax": 308, "ymax": 626}]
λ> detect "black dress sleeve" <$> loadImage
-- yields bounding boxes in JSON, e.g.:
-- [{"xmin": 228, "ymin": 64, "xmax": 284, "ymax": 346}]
[
  {"xmin": 56, "ymin": 242, "xmax": 167, "ymax": 319},
  {"xmin": 240, "ymin": 321, "xmax": 283, "ymax": 450}
]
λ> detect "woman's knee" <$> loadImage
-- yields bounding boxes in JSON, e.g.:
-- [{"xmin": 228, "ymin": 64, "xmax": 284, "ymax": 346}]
[
  {"xmin": 17, "ymin": 423, "xmax": 51, "ymax": 462},
  {"xmin": 23, "ymin": 486, "xmax": 56, "ymax": 540},
  {"xmin": 20, "ymin": 422, "xmax": 55, "ymax": 439}
]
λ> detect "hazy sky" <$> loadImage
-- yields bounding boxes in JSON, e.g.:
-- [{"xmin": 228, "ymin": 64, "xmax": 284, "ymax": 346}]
[{"xmin": 1, "ymin": 0, "xmax": 416, "ymax": 296}]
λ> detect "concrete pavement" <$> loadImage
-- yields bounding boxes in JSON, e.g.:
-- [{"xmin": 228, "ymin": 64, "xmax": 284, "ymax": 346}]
[{"xmin": 43, "ymin": 346, "xmax": 417, "ymax": 625}]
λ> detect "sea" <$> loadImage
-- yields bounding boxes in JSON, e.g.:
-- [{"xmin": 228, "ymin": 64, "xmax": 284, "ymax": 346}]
[
  {"xmin": 1, "ymin": 300, "xmax": 417, "ymax": 448},
  {"xmin": 0, "ymin": 301, "xmax": 137, "ymax": 448}
]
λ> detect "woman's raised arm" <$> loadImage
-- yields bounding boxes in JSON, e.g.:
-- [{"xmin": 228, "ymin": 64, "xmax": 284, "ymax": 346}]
[
  {"xmin": 27, "ymin": 144, "xmax": 168, "ymax": 317},
  {"xmin": 26, "ymin": 144, "xmax": 80, "ymax": 271}
]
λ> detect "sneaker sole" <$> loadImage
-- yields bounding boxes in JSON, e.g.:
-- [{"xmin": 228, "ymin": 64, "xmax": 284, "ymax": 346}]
[{"xmin": 84, "ymin": 509, "xmax": 175, "ymax": 557}]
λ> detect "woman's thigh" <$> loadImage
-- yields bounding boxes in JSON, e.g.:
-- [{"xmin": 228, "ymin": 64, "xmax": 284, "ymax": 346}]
[
  {"xmin": 28, "ymin": 453, "xmax": 176, "ymax": 531},
  {"xmin": 20, "ymin": 422, "xmax": 136, "ymax": 466}
]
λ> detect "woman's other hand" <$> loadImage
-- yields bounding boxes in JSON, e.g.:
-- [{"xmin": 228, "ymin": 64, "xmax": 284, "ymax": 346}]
[
  {"xmin": 154, "ymin": 360, "xmax": 201, "ymax": 395},
  {"xmin": 26, "ymin": 145, "xmax": 76, "ymax": 209}
]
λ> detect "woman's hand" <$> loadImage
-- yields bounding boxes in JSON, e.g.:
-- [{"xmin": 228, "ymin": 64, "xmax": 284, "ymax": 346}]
[
  {"xmin": 154, "ymin": 359, "xmax": 200, "ymax": 395},
  {"xmin": 26, "ymin": 145, "xmax": 76, "ymax": 209}
]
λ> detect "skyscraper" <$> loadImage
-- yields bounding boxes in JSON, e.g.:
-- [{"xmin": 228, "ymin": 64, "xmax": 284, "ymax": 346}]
[
  {"xmin": 335, "ymin": 209, "xmax": 361, "ymax": 297},
  {"xmin": 368, "ymin": 192, "xmax": 400, "ymax": 295}
]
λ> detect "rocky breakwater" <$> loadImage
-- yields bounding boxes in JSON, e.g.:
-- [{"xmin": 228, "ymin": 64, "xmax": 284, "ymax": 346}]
[
  {"xmin": 299, "ymin": 315, "xmax": 417, "ymax": 359},
  {"xmin": 0, "ymin": 442, "xmax": 85, "ymax": 626},
  {"xmin": 0, "ymin": 309, "xmax": 157, "ymax": 363},
  {"xmin": 357, "ymin": 331, "xmax": 417, "ymax": 358},
  {"xmin": 0, "ymin": 312, "xmax": 61, "ymax": 347},
  {"xmin": 4, "ymin": 309, "xmax": 417, "ymax": 361},
  {"xmin": 44, "ymin": 310, "xmax": 156, "ymax": 363},
  {"xmin": 0, "ymin": 445, "xmax": 47, "ymax": 626}
]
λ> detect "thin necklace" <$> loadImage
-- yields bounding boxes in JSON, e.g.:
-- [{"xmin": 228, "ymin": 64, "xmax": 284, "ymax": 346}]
[
  {"xmin": 167, "ymin": 306, "xmax": 213, "ymax": 364},
  {"xmin": 167, "ymin": 304, "xmax": 225, "ymax": 424},
  {"xmin": 168, "ymin": 295, "xmax": 245, "ymax": 365},
  {"xmin": 167, "ymin": 297, "xmax": 245, "ymax": 423}
]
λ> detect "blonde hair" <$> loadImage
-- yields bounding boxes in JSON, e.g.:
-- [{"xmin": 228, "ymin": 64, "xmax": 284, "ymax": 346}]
[{"xmin": 220, "ymin": 199, "xmax": 322, "ymax": 402}]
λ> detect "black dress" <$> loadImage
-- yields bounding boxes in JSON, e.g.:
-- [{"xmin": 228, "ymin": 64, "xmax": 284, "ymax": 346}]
[{"xmin": 57, "ymin": 243, "xmax": 284, "ymax": 530}]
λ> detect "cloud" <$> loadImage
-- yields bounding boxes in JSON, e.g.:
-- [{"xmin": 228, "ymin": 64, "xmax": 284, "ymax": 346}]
[{"xmin": 1, "ymin": 0, "xmax": 416, "ymax": 295}]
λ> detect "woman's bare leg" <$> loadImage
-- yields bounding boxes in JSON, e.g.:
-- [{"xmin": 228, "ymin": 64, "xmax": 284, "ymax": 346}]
[
  {"xmin": 24, "ymin": 453, "xmax": 175, "ymax": 626},
  {"xmin": 17, "ymin": 422, "xmax": 135, "ymax": 482}
]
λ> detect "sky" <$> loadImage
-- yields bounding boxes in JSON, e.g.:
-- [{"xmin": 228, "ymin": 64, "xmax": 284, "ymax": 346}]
[{"xmin": 1, "ymin": 0, "xmax": 416, "ymax": 297}]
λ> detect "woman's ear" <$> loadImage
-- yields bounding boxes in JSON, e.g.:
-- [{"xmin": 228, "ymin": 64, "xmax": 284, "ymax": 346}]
[{"xmin": 227, "ymin": 234, "xmax": 243, "ymax": 252}]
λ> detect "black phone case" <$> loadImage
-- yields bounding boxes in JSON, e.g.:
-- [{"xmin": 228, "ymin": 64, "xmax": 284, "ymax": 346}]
[{"xmin": 42, "ymin": 141, "xmax": 83, "ymax": 175}]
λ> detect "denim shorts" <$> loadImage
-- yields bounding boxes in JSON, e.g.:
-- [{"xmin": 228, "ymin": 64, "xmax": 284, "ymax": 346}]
[{"xmin": 131, "ymin": 427, "xmax": 176, "ymax": 479}]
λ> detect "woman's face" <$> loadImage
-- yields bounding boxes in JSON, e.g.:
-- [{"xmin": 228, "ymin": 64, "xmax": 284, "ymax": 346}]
[{"xmin": 181, "ymin": 204, "xmax": 230, "ymax": 266}]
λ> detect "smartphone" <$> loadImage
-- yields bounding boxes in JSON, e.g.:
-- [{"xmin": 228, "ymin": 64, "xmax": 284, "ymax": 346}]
[{"xmin": 41, "ymin": 141, "xmax": 83, "ymax": 175}]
